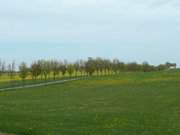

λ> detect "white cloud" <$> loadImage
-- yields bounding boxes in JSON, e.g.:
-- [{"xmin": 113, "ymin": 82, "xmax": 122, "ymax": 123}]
[{"xmin": 0, "ymin": 0, "xmax": 180, "ymax": 44}]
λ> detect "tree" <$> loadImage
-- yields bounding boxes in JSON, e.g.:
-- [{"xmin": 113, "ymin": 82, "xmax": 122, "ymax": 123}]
[
  {"xmin": 30, "ymin": 62, "xmax": 41, "ymax": 80},
  {"xmin": 0, "ymin": 58, "xmax": 173, "ymax": 82},
  {"xmin": 79, "ymin": 59, "xmax": 85, "ymax": 76},
  {"xmin": 0, "ymin": 60, "xmax": 2, "ymax": 78},
  {"xmin": 0, "ymin": 61, "xmax": 6, "ymax": 78},
  {"xmin": 126, "ymin": 62, "xmax": 141, "ymax": 72},
  {"xmin": 118, "ymin": 62, "xmax": 125, "ymax": 72},
  {"xmin": 103, "ymin": 59, "xmax": 112, "ymax": 75},
  {"xmin": 7, "ymin": 61, "xmax": 16, "ymax": 80},
  {"xmin": 112, "ymin": 58, "xmax": 120, "ymax": 74},
  {"xmin": 19, "ymin": 62, "xmax": 29, "ymax": 82},
  {"xmin": 38, "ymin": 60, "xmax": 51, "ymax": 80},
  {"xmin": 7, "ymin": 64, "xmax": 11, "ymax": 76},
  {"xmin": 67, "ymin": 64, "xmax": 74, "ymax": 77},
  {"xmin": 141, "ymin": 62, "xmax": 155, "ymax": 72},
  {"xmin": 94, "ymin": 58, "xmax": 104, "ymax": 76},
  {"xmin": 11, "ymin": 61, "xmax": 16, "ymax": 79},
  {"xmin": 59, "ymin": 64, "xmax": 67, "ymax": 77},
  {"xmin": 74, "ymin": 61, "xmax": 80, "ymax": 77},
  {"xmin": 85, "ymin": 58, "xmax": 96, "ymax": 76},
  {"xmin": 51, "ymin": 60, "xmax": 60, "ymax": 80}
]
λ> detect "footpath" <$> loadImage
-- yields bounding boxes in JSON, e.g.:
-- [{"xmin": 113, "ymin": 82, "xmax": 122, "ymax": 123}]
[{"xmin": 0, "ymin": 78, "xmax": 80, "ymax": 92}]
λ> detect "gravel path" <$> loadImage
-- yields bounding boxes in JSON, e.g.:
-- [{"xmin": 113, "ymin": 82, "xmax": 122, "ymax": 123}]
[{"xmin": 0, "ymin": 78, "xmax": 80, "ymax": 92}]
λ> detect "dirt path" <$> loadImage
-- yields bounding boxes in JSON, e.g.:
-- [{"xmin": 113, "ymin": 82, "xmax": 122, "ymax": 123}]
[{"xmin": 0, "ymin": 78, "xmax": 80, "ymax": 92}]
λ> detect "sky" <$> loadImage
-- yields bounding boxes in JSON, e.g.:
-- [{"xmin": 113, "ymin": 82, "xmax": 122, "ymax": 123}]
[{"xmin": 0, "ymin": 0, "xmax": 180, "ymax": 66}]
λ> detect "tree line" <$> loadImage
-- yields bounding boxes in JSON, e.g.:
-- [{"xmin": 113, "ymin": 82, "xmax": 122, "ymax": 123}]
[{"xmin": 0, "ymin": 58, "xmax": 177, "ymax": 81}]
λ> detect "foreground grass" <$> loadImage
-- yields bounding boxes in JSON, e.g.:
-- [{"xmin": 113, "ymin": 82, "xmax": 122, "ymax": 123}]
[{"xmin": 0, "ymin": 71, "xmax": 180, "ymax": 135}]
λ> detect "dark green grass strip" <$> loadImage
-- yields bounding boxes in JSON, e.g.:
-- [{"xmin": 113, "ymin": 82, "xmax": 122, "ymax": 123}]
[{"xmin": 0, "ymin": 72, "xmax": 180, "ymax": 135}]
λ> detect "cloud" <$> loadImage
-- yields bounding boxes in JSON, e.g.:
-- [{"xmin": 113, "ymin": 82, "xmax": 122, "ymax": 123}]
[
  {"xmin": 0, "ymin": 0, "xmax": 180, "ymax": 65},
  {"xmin": 0, "ymin": 0, "xmax": 180, "ymax": 44}
]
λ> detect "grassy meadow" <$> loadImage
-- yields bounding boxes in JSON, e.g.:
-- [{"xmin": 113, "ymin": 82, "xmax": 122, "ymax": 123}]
[{"xmin": 0, "ymin": 70, "xmax": 180, "ymax": 135}]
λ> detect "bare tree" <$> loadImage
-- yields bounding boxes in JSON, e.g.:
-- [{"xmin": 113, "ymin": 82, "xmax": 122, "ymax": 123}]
[
  {"xmin": 38, "ymin": 60, "xmax": 51, "ymax": 80},
  {"xmin": 67, "ymin": 64, "xmax": 74, "ymax": 77},
  {"xmin": 7, "ymin": 61, "xmax": 16, "ymax": 80},
  {"xmin": 59, "ymin": 64, "xmax": 67, "ymax": 77},
  {"xmin": 11, "ymin": 61, "xmax": 16, "ymax": 79},
  {"xmin": 1, "ymin": 61, "xmax": 6, "ymax": 76},
  {"xmin": 30, "ymin": 61, "xmax": 41, "ymax": 80},
  {"xmin": 74, "ymin": 61, "xmax": 80, "ymax": 77},
  {"xmin": 79, "ymin": 59, "xmax": 85, "ymax": 76},
  {"xmin": 19, "ymin": 62, "xmax": 29, "ymax": 83},
  {"xmin": 112, "ymin": 58, "xmax": 120, "ymax": 75},
  {"xmin": 0, "ymin": 60, "xmax": 2, "ymax": 78},
  {"xmin": 51, "ymin": 60, "xmax": 60, "ymax": 80},
  {"xmin": 85, "ymin": 58, "xmax": 96, "ymax": 76}
]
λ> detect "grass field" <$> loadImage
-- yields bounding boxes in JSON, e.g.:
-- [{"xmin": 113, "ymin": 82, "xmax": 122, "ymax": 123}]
[{"xmin": 0, "ymin": 70, "xmax": 180, "ymax": 135}]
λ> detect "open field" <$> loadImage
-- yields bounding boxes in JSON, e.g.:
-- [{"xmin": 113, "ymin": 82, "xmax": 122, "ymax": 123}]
[{"xmin": 0, "ymin": 70, "xmax": 180, "ymax": 135}]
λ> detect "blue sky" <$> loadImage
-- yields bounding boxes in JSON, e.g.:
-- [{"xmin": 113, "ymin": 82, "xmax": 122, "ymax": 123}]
[{"xmin": 0, "ymin": 0, "xmax": 180, "ymax": 65}]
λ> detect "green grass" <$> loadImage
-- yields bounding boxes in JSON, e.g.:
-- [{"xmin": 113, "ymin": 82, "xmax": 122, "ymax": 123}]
[{"xmin": 0, "ymin": 70, "xmax": 180, "ymax": 135}]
